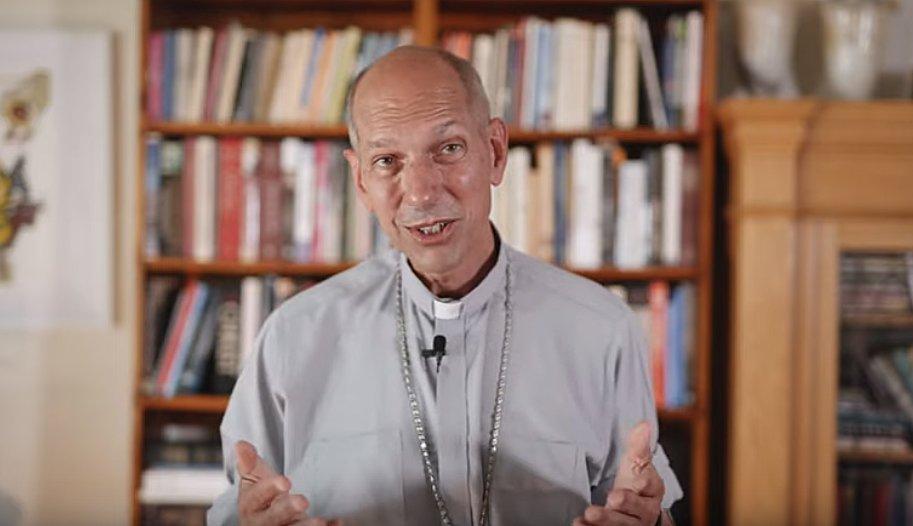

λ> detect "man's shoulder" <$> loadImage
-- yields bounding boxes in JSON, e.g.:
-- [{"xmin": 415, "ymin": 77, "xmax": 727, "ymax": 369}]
[
  {"xmin": 269, "ymin": 250, "xmax": 397, "ymax": 326},
  {"xmin": 509, "ymin": 247, "xmax": 633, "ymax": 322}
]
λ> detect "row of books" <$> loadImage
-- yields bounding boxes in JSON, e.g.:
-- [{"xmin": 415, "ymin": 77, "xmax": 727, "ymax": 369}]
[
  {"xmin": 838, "ymin": 389, "xmax": 911, "ymax": 454},
  {"xmin": 612, "ymin": 281, "xmax": 695, "ymax": 409},
  {"xmin": 144, "ymin": 135, "xmax": 385, "ymax": 263},
  {"xmin": 143, "ymin": 276, "xmax": 314, "ymax": 397},
  {"xmin": 145, "ymin": 276, "xmax": 695, "ymax": 408},
  {"xmin": 139, "ymin": 424, "xmax": 226, "ymax": 508},
  {"xmin": 862, "ymin": 349, "xmax": 913, "ymax": 426},
  {"xmin": 443, "ymin": 10, "xmax": 703, "ymax": 131},
  {"xmin": 146, "ymin": 24, "xmax": 412, "ymax": 123},
  {"xmin": 145, "ymin": 135, "xmax": 698, "ymax": 270},
  {"xmin": 841, "ymin": 252, "xmax": 913, "ymax": 317},
  {"xmin": 838, "ymin": 468, "xmax": 913, "ymax": 526},
  {"xmin": 498, "ymin": 141, "xmax": 698, "ymax": 268}
]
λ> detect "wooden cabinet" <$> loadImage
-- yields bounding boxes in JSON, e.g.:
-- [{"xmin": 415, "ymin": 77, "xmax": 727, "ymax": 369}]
[{"xmin": 720, "ymin": 99, "xmax": 913, "ymax": 525}]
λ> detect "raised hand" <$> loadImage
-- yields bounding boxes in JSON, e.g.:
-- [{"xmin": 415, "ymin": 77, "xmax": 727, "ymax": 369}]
[
  {"xmin": 572, "ymin": 422, "xmax": 665, "ymax": 526},
  {"xmin": 235, "ymin": 440, "xmax": 342, "ymax": 526}
]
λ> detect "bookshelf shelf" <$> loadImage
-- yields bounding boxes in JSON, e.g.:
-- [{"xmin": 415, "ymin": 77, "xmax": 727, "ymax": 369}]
[
  {"xmin": 144, "ymin": 258, "xmax": 699, "ymax": 282},
  {"xmin": 841, "ymin": 313, "xmax": 913, "ymax": 329},
  {"xmin": 838, "ymin": 448, "xmax": 913, "ymax": 466},
  {"xmin": 143, "ymin": 121, "xmax": 700, "ymax": 144}
]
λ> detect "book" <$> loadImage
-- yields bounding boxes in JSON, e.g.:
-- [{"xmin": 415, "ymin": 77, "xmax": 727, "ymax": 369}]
[{"xmin": 613, "ymin": 9, "xmax": 640, "ymax": 129}]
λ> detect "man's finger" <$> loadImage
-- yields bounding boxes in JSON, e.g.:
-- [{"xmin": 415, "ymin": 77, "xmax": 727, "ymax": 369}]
[
  {"xmin": 605, "ymin": 488, "xmax": 657, "ymax": 521},
  {"xmin": 572, "ymin": 506, "xmax": 640, "ymax": 526},
  {"xmin": 235, "ymin": 440, "xmax": 280, "ymax": 488},
  {"xmin": 238, "ymin": 475, "xmax": 291, "ymax": 516},
  {"xmin": 258, "ymin": 493, "xmax": 309, "ymax": 525},
  {"xmin": 636, "ymin": 463, "xmax": 665, "ymax": 498}
]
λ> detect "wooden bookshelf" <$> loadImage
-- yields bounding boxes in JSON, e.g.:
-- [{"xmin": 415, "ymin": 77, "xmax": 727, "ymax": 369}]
[
  {"xmin": 135, "ymin": 0, "xmax": 719, "ymax": 524},
  {"xmin": 144, "ymin": 121, "xmax": 701, "ymax": 143}
]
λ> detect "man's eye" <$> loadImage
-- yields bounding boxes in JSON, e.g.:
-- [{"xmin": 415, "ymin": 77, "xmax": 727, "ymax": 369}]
[
  {"xmin": 442, "ymin": 143, "xmax": 463, "ymax": 155},
  {"xmin": 373, "ymin": 156, "xmax": 394, "ymax": 169}
]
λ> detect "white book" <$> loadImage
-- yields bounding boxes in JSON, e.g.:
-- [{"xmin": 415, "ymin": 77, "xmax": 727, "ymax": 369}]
[
  {"xmin": 683, "ymin": 11, "xmax": 704, "ymax": 131},
  {"xmin": 590, "ymin": 23, "xmax": 611, "ymax": 126},
  {"xmin": 216, "ymin": 24, "xmax": 248, "ymax": 122},
  {"xmin": 472, "ymin": 34, "xmax": 496, "ymax": 117},
  {"xmin": 239, "ymin": 276, "xmax": 263, "ymax": 368},
  {"xmin": 193, "ymin": 136, "xmax": 216, "ymax": 261},
  {"xmin": 138, "ymin": 467, "xmax": 228, "ymax": 505},
  {"xmin": 520, "ymin": 18, "xmax": 541, "ymax": 129},
  {"xmin": 492, "ymin": 28, "xmax": 510, "ymax": 120},
  {"xmin": 508, "ymin": 147, "xmax": 531, "ymax": 253},
  {"xmin": 553, "ymin": 18, "xmax": 575, "ymax": 130},
  {"xmin": 567, "ymin": 139, "xmax": 603, "ymax": 268},
  {"xmin": 661, "ymin": 143, "xmax": 683, "ymax": 265},
  {"xmin": 240, "ymin": 137, "xmax": 261, "ymax": 263},
  {"xmin": 345, "ymin": 168, "xmax": 372, "ymax": 261},
  {"xmin": 291, "ymin": 140, "xmax": 316, "ymax": 262},
  {"xmin": 574, "ymin": 20, "xmax": 595, "ymax": 129},
  {"xmin": 614, "ymin": 159, "xmax": 649, "ymax": 268},
  {"xmin": 269, "ymin": 31, "xmax": 300, "ymax": 123},
  {"xmin": 174, "ymin": 28, "xmax": 195, "ymax": 121},
  {"xmin": 534, "ymin": 142, "xmax": 555, "ymax": 261},
  {"xmin": 613, "ymin": 8, "xmax": 640, "ymax": 129},
  {"xmin": 327, "ymin": 26, "xmax": 362, "ymax": 123},
  {"xmin": 316, "ymin": 31, "xmax": 343, "ymax": 124},
  {"xmin": 637, "ymin": 17, "xmax": 669, "ymax": 129},
  {"xmin": 188, "ymin": 27, "xmax": 214, "ymax": 122}
]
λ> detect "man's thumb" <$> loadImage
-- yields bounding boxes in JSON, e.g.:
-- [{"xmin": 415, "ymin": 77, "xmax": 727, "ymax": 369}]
[{"xmin": 235, "ymin": 440, "xmax": 259, "ymax": 477}]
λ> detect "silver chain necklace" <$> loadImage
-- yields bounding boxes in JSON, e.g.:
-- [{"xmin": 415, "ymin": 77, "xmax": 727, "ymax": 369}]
[{"xmin": 394, "ymin": 253, "xmax": 513, "ymax": 526}]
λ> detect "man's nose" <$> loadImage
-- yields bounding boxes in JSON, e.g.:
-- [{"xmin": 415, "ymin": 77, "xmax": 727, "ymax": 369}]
[{"xmin": 400, "ymin": 156, "xmax": 443, "ymax": 207}]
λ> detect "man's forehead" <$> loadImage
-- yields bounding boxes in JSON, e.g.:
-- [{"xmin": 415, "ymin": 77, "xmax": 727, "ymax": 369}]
[{"xmin": 365, "ymin": 118, "xmax": 466, "ymax": 149}]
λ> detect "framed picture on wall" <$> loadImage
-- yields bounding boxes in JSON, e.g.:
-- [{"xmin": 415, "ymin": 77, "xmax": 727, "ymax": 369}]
[{"xmin": 0, "ymin": 30, "xmax": 113, "ymax": 328}]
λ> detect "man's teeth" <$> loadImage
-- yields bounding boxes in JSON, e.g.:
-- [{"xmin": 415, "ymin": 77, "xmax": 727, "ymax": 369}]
[{"xmin": 418, "ymin": 221, "xmax": 447, "ymax": 235}]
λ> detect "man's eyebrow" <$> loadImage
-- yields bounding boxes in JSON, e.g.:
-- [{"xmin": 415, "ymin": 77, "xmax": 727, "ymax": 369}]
[
  {"xmin": 434, "ymin": 120, "xmax": 459, "ymax": 134},
  {"xmin": 367, "ymin": 137, "xmax": 393, "ymax": 149}
]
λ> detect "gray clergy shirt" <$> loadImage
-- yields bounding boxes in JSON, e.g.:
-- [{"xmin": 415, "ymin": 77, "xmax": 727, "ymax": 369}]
[{"xmin": 207, "ymin": 241, "xmax": 683, "ymax": 525}]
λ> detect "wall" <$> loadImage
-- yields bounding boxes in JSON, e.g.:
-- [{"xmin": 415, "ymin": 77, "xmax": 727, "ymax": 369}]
[{"xmin": 0, "ymin": 1, "xmax": 138, "ymax": 525}]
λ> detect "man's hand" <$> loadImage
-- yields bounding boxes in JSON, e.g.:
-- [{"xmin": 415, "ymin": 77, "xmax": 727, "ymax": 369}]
[
  {"xmin": 235, "ymin": 440, "xmax": 341, "ymax": 526},
  {"xmin": 572, "ymin": 422, "xmax": 665, "ymax": 526}
]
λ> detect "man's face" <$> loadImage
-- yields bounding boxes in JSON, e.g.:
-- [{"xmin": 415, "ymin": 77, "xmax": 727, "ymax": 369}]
[{"xmin": 344, "ymin": 60, "xmax": 507, "ymax": 279}]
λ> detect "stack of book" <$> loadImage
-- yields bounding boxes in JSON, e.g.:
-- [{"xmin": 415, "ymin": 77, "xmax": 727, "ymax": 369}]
[
  {"xmin": 442, "ymin": 10, "xmax": 704, "ymax": 131},
  {"xmin": 611, "ymin": 282, "xmax": 695, "ymax": 409},
  {"xmin": 143, "ymin": 276, "xmax": 314, "ymax": 397},
  {"xmin": 144, "ymin": 135, "xmax": 385, "ymax": 263},
  {"xmin": 841, "ymin": 252, "xmax": 913, "ymax": 321},
  {"xmin": 139, "ymin": 424, "xmax": 226, "ymax": 513},
  {"xmin": 495, "ymin": 141, "xmax": 699, "ymax": 269},
  {"xmin": 146, "ymin": 24, "xmax": 413, "ymax": 123}
]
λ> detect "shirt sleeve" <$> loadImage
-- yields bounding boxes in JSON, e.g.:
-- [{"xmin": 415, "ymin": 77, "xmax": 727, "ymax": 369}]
[
  {"xmin": 591, "ymin": 309, "xmax": 684, "ymax": 511},
  {"xmin": 207, "ymin": 314, "xmax": 287, "ymax": 526}
]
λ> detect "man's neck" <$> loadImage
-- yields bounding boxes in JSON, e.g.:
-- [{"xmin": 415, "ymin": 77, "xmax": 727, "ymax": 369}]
[{"xmin": 409, "ymin": 229, "xmax": 499, "ymax": 299}]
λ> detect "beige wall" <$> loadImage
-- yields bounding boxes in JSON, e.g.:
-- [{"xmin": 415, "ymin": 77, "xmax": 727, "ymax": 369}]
[{"xmin": 0, "ymin": 1, "xmax": 138, "ymax": 525}]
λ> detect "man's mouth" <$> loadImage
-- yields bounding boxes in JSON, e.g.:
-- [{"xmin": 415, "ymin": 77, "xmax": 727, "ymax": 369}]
[{"xmin": 405, "ymin": 219, "xmax": 457, "ymax": 243}]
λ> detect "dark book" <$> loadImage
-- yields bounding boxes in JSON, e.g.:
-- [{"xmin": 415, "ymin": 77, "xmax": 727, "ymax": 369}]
[
  {"xmin": 212, "ymin": 285, "xmax": 241, "ymax": 394},
  {"xmin": 178, "ymin": 288, "xmax": 221, "ymax": 394},
  {"xmin": 142, "ymin": 277, "xmax": 182, "ymax": 395}
]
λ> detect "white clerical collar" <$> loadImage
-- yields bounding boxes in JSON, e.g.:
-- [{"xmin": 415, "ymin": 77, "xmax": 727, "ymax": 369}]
[{"xmin": 398, "ymin": 236, "xmax": 508, "ymax": 321}]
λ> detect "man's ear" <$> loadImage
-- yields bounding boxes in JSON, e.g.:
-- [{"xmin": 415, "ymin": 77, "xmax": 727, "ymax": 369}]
[
  {"xmin": 487, "ymin": 117, "xmax": 508, "ymax": 187},
  {"xmin": 343, "ymin": 147, "xmax": 372, "ymax": 213}
]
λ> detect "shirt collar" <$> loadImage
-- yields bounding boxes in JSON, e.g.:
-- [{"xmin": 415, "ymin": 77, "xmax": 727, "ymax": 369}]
[{"xmin": 398, "ymin": 231, "xmax": 507, "ymax": 321}]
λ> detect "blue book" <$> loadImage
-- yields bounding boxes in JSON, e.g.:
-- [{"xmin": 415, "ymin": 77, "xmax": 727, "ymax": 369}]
[
  {"xmin": 144, "ymin": 136, "xmax": 162, "ymax": 258},
  {"xmin": 164, "ymin": 282, "xmax": 210, "ymax": 397},
  {"xmin": 300, "ymin": 28, "xmax": 326, "ymax": 109},
  {"xmin": 553, "ymin": 143, "xmax": 567, "ymax": 264},
  {"xmin": 162, "ymin": 30, "xmax": 176, "ymax": 121},
  {"xmin": 660, "ymin": 18, "xmax": 678, "ymax": 128},
  {"xmin": 666, "ymin": 285, "xmax": 684, "ymax": 408},
  {"xmin": 534, "ymin": 23, "xmax": 552, "ymax": 130}
]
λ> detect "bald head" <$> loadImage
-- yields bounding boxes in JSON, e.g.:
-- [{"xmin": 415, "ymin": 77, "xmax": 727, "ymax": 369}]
[{"xmin": 345, "ymin": 46, "xmax": 491, "ymax": 148}]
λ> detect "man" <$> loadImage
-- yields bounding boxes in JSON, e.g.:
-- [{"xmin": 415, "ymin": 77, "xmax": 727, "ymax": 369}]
[{"xmin": 207, "ymin": 45, "xmax": 682, "ymax": 526}]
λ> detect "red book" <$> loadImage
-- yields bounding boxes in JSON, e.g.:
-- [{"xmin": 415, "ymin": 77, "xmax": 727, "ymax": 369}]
[
  {"xmin": 181, "ymin": 138, "xmax": 196, "ymax": 258},
  {"xmin": 203, "ymin": 26, "xmax": 229, "ymax": 122},
  {"xmin": 217, "ymin": 137, "xmax": 243, "ymax": 261},
  {"xmin": 147, "ymin": 31, "xmax": 165, "ymax": 121},
  {"xmin": 649, "ymin": 281, "xmax": 669, "ymax": 407},
  {"xmin": 155, "ymin": 282, "xmax": 197, "ymax": 395},
  {"xmin": 257, "ymin": 142, "xmax": 283, "ymax": 261}
]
